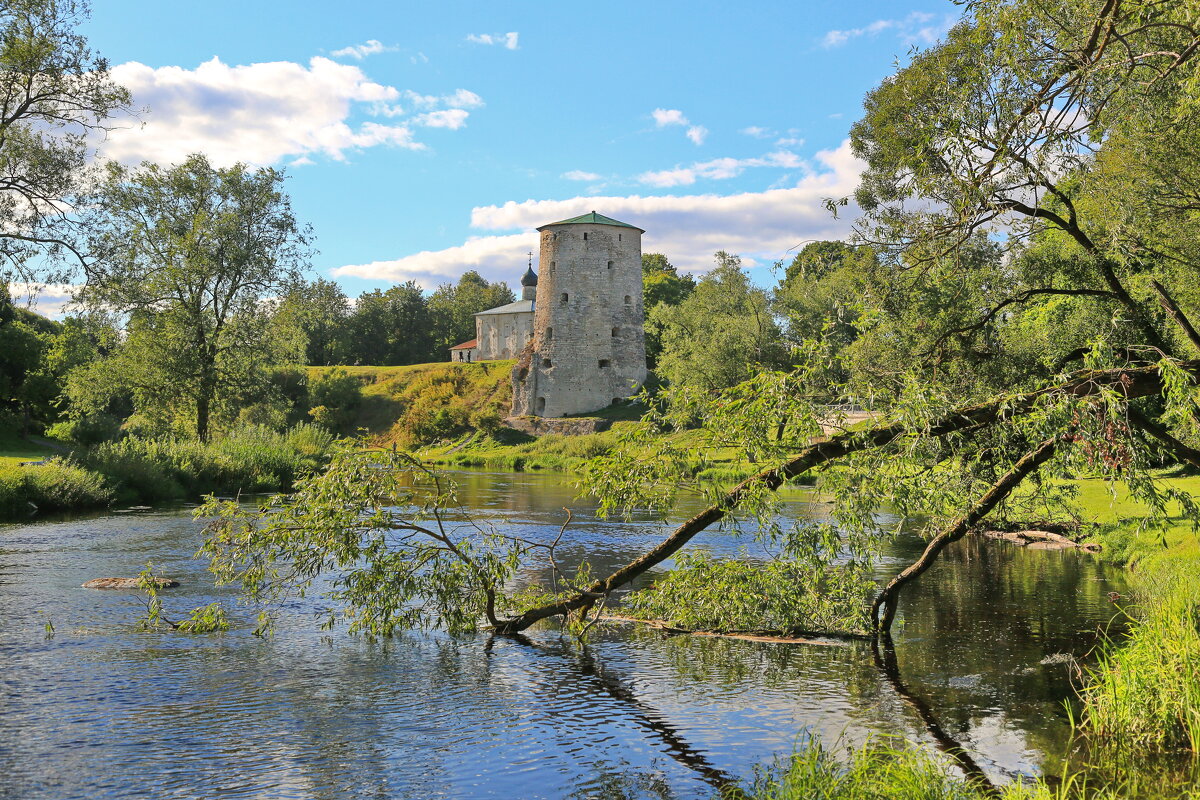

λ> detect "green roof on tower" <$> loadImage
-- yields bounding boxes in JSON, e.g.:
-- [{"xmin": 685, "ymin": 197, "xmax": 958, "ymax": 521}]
[{"xmin": 537, "ymin": 210, "xmax": 644, "ymax": 233}]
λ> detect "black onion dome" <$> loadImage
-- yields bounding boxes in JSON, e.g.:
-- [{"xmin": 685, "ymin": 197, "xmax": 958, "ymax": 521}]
[{"xmin": 520, "ymin": 266, "xmax": 538, "ymax": 286}]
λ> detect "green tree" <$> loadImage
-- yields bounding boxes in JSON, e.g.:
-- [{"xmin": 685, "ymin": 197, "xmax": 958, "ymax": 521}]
[
  {"xmin": 650, "ymin": 252, "xmax": 787, "ymax": 390},
  {"xmin": 74, "ymin": 154, "xmax": 311, "ymax": 441},
  {"xmin": 774, "ymin": 241, "xmax": 876, "ymax": 358},
  {"xmin": 345, "ymin": 282, "xmax": 434, "ymax": 365},
  {"xmin": 427, "ymin": 271, "xmax": 514, "ymax": 354},
  {"xmin": 642, "ymin": 253, "xmax": 695, "ymax": 309},
  {"xmin": 277, "ymin": 278, "xmax": 351, "ymax": 366},
  {"xmin": 0, "ymin": 0, "xmax": 130, "ymax": 282}
]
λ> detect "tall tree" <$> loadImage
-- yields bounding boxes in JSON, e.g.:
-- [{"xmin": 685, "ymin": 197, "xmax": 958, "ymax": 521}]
[
  {"xmin": 277, "ymin": 278, "xmax": 351, "ymax": 366},
  {"xmin": 649, "ymin": 252, "xmax": 787, "ymax": 390},
  {"xmin": 0, "ymin": 0, "xmax": 130, "ymax": 282},
  {"xmin": 346, "ymin": 283, "xmax": 433, "ymax": 365},
  {"xmin": 75, "ymin": 155, "xmax": 311, "ymax": 441}
]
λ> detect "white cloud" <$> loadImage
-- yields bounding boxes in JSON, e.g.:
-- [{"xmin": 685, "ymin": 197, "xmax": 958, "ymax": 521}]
[
  {"xmin": 332, "ymin": 234, "xmax": 533, "ymax": 289},
  {"xmin": 740, "ymin": 126, "xmax": 774, "ymax": 138},
  {"xmin": 330, "ymin": 39, "xmax": 395, "ymax": 60},
  {"xmin": 335, "ymin": 140, "xmax": 864, "ymax": 282},
  {"xmin": 466, "ymin": 32, "xmax": 519, "ymax": 50},
  {"xmin": 103, "ymin": 57, "xmax": 431, "ymax": 166},
  {"xmin": 402, "ymin": 88, "xmax": 483, "ymax": 109},
  {"xmin": 652, "ymin": 108, "xmax": 689, "ymax": 127},
  {"xmin": 638, "ymin": 150, "xmax": 804, "ymax": 187},
  {"xmin": 651, "ymin": 108, "xmax": 707, "ymax": 146},
  {"xmin": 822, "ymin": 11, "xmax": 953, "ymax": 48},
  {"xmin": 415, "ymin": 109, "xmax": 470, "ymax": 129},
  {"xmin": 775, "ymin": 136, "xmax": 804, "ymax": 147},
  {"xmin": 8, "ymin": 283, "xmax": 78, "ymax": 318},
  {"xmin": 562, "ymin": 170, "xmax": 602, "ymax": 181},
  {"xmin": 100, "ymin": 57, "xmax": 485, "ymax": 167}
]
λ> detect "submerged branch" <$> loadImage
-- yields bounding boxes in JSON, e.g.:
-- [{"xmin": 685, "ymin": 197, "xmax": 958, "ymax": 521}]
[
  {"xmin": 495, "ymin": 361, "xmax": 1196, "ymax": 634},
  {"xmin": 870, "ymin": 434, "xmax": 1062, "ymax": 633}
]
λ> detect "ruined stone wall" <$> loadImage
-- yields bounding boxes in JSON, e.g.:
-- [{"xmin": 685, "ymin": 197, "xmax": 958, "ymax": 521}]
[
  {"xmin": 512, "ymin": 222, "xmax": 646, "ymax": 417},
  {"xmin": 476, "ymin": 311, "xmax": 534, "ymax": 360}
]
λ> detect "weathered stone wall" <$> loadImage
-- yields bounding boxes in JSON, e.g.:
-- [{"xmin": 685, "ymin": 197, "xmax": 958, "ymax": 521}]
[
  {"xmin": 511, "ymin": 221, "xmax": 647, "ymax": 417},
  {"xmin": 503, "ymin": 415, "xmax": 613, "ymax": 437},
  {"xmin": 476, "ymin": 311, "xmax": 534, "ymax": 360}
]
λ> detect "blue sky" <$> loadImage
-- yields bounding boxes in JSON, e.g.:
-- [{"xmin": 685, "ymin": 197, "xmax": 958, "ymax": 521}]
[{"xmin": 68, "ymin": 0, "xmax": 961, "ymax": 304}]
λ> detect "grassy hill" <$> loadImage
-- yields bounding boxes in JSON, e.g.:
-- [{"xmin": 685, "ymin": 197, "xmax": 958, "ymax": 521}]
[{"xmin": 306, "ymin": 360, "xmax": 516, "ymax": 448}]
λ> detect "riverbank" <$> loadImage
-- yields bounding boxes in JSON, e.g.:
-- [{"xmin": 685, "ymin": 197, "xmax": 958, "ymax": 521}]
[{"xmin": 0, "ymin": 425, "xmax": 334, "ymax": 519}]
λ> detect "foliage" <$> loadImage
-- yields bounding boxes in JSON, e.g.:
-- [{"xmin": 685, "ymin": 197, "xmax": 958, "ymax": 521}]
[
  {"xmin": 0, "ymin": 0, "xmax": 131, "ymax": 283},
  {"xmin": 624, "ymin": 548, "xmax": 873, "ymax": 635},
  {"xmin": 275, "ymin": 278, "xmax": 351, "ymax": 366},
  {"xmin": 345, "ymin": 282, "xmax": 435, "ymax": 366},
  {"xmin": 649, "ymin": 252, "xmax": 788, "ymax": 390},
  {"xmin": 0, "ymin": 458, "xmax": 111, "ymax": 516},
  {"xmin": 135, "ymin": 564, "xmax": 229, "ymax": 633},
  {"xmin": 74, "ymin": 154, "xmax": 311, "ymax": 441},
  {"xmin": 306, "ymin": 368, "xmax": 363, "ymax": 434},
  {"xmin": 199, "ymin": 446, "xmax": 579, "ymax": 636}
]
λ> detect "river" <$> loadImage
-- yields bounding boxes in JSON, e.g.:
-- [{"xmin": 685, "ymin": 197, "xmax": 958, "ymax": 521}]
[{"xmin": 0, "ymin": 469, "xmax": 1130, "ymax": 799}]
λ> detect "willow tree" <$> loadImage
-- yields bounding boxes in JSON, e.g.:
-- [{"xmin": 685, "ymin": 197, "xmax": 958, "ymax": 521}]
[
  {"xmin": 200, "ymin": 0, "xmax": 1200, "ymax": 639},
  {"xmin": 73, "ymin": 155, "xmax": 310, "ymax": 441},
  {"xmin": 0, "ymin": 0, "xmax": 130, "ymax": 283}
]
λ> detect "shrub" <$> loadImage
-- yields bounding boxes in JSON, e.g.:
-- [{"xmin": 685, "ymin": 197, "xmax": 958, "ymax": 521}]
[
  {"xmin": 45, "ymin": 414, "xmax": 122, "ymax": 446},
  {"xmin": 0, "ymin": 460, "xmax": 112, "ymax": 516}
]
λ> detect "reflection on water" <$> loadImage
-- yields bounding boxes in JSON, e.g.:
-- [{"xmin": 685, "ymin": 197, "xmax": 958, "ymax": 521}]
[{"xmin": 0, "ymin": 469, "xmax": 1131, "ymax": 799}]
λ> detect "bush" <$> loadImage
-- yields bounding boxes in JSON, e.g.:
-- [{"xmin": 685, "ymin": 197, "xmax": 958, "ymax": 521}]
[
  {"xmin": 45, "ymin": 414, "xmax": 122, "ymax": 446},
  {"xmin": 76, "ymin": 424, "xmax": 336, "ymax": 504},
  {"xmin": 0, "ymin": 460, "xmax": 112, "ymax": 516},
  {"xmin": 306, "ymin": 369, "xmax": 363, "ymax": 434}
]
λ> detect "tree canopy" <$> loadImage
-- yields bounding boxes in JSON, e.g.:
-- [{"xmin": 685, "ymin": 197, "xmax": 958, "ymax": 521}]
[{"xmin": 72, "ymin": 155, "xmax": 311, "ymax": 441}]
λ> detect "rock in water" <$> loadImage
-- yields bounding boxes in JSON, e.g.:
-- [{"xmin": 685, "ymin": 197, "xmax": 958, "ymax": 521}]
[{"xmin": 82, "ymin": 577, "xmax": 179, "ymax": 589}]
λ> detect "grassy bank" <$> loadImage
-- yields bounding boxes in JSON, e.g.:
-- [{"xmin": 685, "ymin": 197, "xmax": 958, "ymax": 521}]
[{"xmin": 0, "ymin": 425, "xmax": 335, "ymax": 520}]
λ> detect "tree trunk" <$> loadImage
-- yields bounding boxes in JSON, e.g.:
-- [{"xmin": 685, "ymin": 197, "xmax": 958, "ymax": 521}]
[
  {"xmin": 494, "ymin": 361, "xmax": 1195, "ymax": 633},
  {"xmin": 869, "ymin": 434, "xmax": 1061, "ymax": 633}
]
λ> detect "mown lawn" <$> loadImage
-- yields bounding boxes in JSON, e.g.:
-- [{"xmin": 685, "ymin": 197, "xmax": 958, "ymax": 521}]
[{"xmin": 0, "ymin": 431, "xmax": 58, "ymax": 468}]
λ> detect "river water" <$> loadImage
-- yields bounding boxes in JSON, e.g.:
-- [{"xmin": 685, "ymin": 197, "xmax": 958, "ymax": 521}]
[{"xmin": 0, "ymin": 469, "xmax": 1131, "ymax": 799}]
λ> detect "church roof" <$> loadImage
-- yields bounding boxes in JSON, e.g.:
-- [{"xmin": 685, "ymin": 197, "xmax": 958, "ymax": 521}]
[
  {"xmin": 475, "ymin": 298, "xmax": 535, "ymax": 316},
  {"xmin": 520, "ymin": 266, "xmax": 538, "ymax": 286},
  {"xmin": 537, "ymin": 210, "xmax": 644, "ymax": 232},
  {"xmin": 449, "ymin": 338, "xmax": 478, "ymax": 350}
]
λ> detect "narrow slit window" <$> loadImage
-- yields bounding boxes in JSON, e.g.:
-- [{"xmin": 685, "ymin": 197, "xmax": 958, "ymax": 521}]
[
  {"xmin": 611, "ymin": 327, "xmax": 618, "ymax": 337},
  {"xmin": 623, "ymin": 295, "xmax": 632, "ymax": 305},
  {"xmin": 618, "ymin": 234, "xmax": 622, "ymax": 241},
  {"xmin": 542, "ymin": 358, "xmax": 552, "ymax": 368},
  {"xmin": 583, "ymin": 232, "xmax": 588, "ymax": 241},
  {"xmin": 561, "ymin": 292, "xmax": 569, "ymax": 302},
  {"xmin": 536, "ymin": 397, "xmax": 546, "ymax": 413},
  {"xmin": 607, "ymin": 260, "xmax": 613, "ymax": 269},
  {"xmin": 546, "ymin": 327, "xmax": 553, "ymax": 340},
  {"xmin": 598, "ymin": 359, "xmax": 610, "ymax": 368}
]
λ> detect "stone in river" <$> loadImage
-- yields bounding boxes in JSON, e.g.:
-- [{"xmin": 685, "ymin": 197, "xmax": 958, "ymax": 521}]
[{"xmin": 81, "ymin": 577, "xmax": 179, "ymax": 589}]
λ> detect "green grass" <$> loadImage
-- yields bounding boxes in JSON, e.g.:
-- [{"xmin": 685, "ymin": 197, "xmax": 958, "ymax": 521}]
[
  {"xmin": 735, "ymin": 737, "xmax": 1119, "ymax": 800},
  {"xmin": 0, "ymin": 430, "xmax": 59, "ymax": 468}
]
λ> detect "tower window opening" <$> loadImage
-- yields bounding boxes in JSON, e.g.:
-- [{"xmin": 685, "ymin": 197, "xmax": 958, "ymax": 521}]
[
  {"xmin": 561, "ymin": 292, "xmax": 569, "ymax": 302},
  {"xmin": 550, "ymin": 260, "xmax": 556, "ymax": 272},
  {"xmin": 624, "ymin": 295, "xmax": 632, "ymax": 305},
  {"xmin": 583, "ymin": 232, "xmax": 588, "ymax": 241},
  {"xmin": 611, "ymin": 327, "xmax": 618, "ymax": 337},
  {"xmin": 607, "ymin": 260, "xmax": 613, "ymax": 269},
  {"xmin": 598, "ymin": 359, "xmax": 610, "ymax": 368},
  {"xmin": 618, "ymin": 234, "xmax": 622, "ymax": 241},
  {"xmin": 536, "ymin": 397, "xmax": 546, "ymax": 413},
  {"xmin": 542, "ymin": 358, "xmax": 552, "ymax": 368},
  {"xmin": 611, "ymin": 397, "xmax": 622, "ymax": 406},
  {"xmin": 546, "ymin": 327, "xmax": 553, "ymax": 340}
]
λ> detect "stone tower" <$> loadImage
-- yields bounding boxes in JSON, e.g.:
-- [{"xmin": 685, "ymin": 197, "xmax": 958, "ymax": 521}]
[{"xmin": 511, "ymin": 211, "xmax": 647, "ymax": 418}]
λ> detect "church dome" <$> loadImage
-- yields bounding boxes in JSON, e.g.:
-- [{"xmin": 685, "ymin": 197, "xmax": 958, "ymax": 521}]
[{"xmin": 520, "ymin": 266, "xmax": 538, "ymax": 286}]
